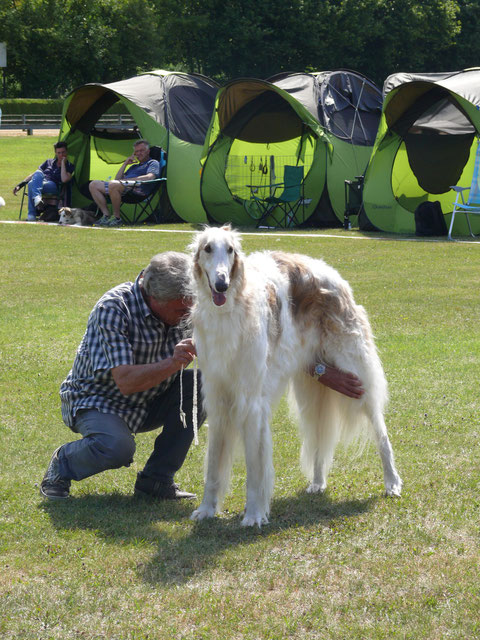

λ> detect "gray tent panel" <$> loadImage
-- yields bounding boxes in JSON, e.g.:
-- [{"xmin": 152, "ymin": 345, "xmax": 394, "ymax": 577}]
[{"xmin": 268, "ymin": 70, "xmax": 382, "ymax": 146}]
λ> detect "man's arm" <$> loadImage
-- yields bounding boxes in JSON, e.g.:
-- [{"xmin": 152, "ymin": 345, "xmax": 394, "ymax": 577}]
[
  {"xmin": 115, "ymin": 154, "xmax": 136, "ymax": 180},
  {"xmin": 60, "ymin": 158, "xmax": 73, "ymax": 183},
  {"xmin": 111, "ymin": 338, "xmax": 196, "ymax": 395},
  {"xmin": 123, "ymin": 171, "xmax": 157, "ymax": 183},
  {"xmin": 12, "ymin": 172, "xmax": 34, "ymax": 195}
]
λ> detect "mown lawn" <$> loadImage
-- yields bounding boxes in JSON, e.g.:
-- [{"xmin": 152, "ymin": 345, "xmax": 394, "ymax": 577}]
[{"xmin": 0, "ymin": 135, "xmax": 479, "ymax": 639}]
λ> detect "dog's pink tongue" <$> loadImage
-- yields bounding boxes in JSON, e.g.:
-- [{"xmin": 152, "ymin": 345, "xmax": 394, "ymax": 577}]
[{"xmin": 212, "ymin": 291, "xmax": 226, "ymax": 306}]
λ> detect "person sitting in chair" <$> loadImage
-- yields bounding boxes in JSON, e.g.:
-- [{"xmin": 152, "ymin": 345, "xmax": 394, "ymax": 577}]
[
  {"xmin": 89, "ymin": 139, "xmax": 163, "ymax": 228},
  {"xmin": 13, "ymin": 141, "xmax": 74, "ymax": 222}
]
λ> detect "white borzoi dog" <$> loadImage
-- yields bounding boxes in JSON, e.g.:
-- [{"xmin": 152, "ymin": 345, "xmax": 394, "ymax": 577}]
[{"xmin": 189, "ymin": 225, "xmax": 402, "ymax": 527}]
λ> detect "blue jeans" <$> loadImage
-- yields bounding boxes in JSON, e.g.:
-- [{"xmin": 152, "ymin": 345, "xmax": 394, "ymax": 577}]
[
  {"xmin": 27, "ymin": 170, "xmax": 60, "ymax": 219},
  {"xmin": 57, "ymin": 370, "xmax": 205, "ymax": 485}
]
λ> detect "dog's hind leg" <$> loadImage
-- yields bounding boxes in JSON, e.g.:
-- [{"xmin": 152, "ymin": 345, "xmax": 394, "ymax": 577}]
[
  {"xmin": 241, "ymin": 404, "xmax": 274, "ymax": 527},
  {"xmin": 293, "ymin": 376, "xmax": 341, "ymax": 494},
  {"xmin": 191, "ymin": 414, "xmax": 238, "ymax": 521},
  {"xmin": 364, "ymin": 399, "xmax": 402, "ymax": 497}
]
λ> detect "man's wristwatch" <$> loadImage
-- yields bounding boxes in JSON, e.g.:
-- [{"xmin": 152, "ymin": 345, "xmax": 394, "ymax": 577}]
[{"xmin": 313, "ymin": 363, "xmax": 326, "ymax": 380}]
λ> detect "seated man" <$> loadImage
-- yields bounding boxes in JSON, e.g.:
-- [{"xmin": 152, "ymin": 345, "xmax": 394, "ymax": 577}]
[
  {"xmin": 13, "ymin": 141, "xmax": 74, "ymax": 222},
  {"xmin": 89, "ymin": 139, "xmax": 163, "ymax": 227}
]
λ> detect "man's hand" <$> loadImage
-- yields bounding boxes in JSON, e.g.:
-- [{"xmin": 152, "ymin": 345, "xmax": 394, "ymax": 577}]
[
  {"xmin": 126, "ymin": 153, "xmax": 137, "ymax": 165},
  {"xmin": 317, "ymin": 366, "xmax": 365, "ymax": 399},
  {"xmin": 111, "ymin": 339, "xmax": 197, "ymax": 395},
  {"xmin": 172, "ymin": 338, "xmax": 197, "ymax": 369},
  {"xmin": 13, "ymin": 180, "xmax": 27, "ymax": 196}
]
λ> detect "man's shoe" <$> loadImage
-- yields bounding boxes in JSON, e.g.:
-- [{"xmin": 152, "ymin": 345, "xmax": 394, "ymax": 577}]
[
  {"xmin": 34, "ymin": 198, "xmax": 46, "ymax": 214},
  {"xmin": 26, "ymin": 215, "xmax": 37, "ymax": 222},
  {"xmin": 107, "ymin": 216, "xmax": 123, "ymax": 227},
  {"xmin": 134, "ymin": 474, "xmax": 196, "ymax": 500},
  {"xmin": 40, "ymin": 447, "xmax": 71, "ymax": 500},
  {"xmin": 96, "ymin": 215, "xmax": 112, "ymax": 226}
]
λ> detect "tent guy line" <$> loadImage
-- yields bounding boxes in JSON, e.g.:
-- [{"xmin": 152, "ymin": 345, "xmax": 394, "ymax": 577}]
[{"xmin": 2, "ymin": 220, "xmax": 478, "ymax": 244}]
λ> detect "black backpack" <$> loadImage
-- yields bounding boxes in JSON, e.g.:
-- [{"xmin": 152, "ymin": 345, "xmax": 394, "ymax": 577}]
[
  {"xmin": 414, "ymin": 201, "xmax": 447, "ymax": 236},
  {"xmin": 38, "ymin": 204, "xmax": 60, "ymax": 223}
]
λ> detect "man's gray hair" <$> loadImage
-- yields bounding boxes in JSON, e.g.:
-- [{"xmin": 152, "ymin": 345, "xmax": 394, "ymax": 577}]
[
  {"xmin": 134, "ymin": 139, "xmax": 150, "ymax": 149},
  {"xmin": 142, "ymin": 252, "xmax": 193, "ymax": 302}
]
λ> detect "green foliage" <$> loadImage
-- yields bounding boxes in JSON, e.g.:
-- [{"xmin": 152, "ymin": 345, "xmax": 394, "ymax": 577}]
[
  {"xmin": 0, "ymin": 0, "xmax": 473, "ymax": 96},
  {"xmin": 0, "ymin": 0, "xmax": 163, "ymax": 97},
  {"xmin": 0, "ymin": 98, "xmax": 63, "ymax": 113}
]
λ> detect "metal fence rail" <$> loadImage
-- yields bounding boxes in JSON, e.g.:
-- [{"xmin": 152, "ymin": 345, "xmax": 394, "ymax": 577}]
[{"xmin": 0, "ymin": 113, "xmax": 135, "ymax": 134}]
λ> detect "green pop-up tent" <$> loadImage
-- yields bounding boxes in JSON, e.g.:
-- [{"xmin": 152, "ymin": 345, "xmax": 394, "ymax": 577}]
[
  {"xmin": 59, "ymin": 70, "xmax": 218, "ymax": 223},
  {"xmin": 268, "ymin": 71, "xmax": 383, "ymax": 226},
  {"xmin": 199, "ymin": 77, "xmax": 330, "ymax": 228},
  {"xmin": 362, "ymin": 69, "xmax": 480, "ymax": 235},
  {"xmin": 200, "ymin": 72, "xmax": 382, "ymax": 228}
]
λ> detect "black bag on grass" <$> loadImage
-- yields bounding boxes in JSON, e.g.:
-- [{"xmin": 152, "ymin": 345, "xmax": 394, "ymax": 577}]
[
  {"xmin": 38, "ymin": 205, "xmax": 60, "ymax": 223},
  {"xmin": 414, "ymin": 201, "xmax": 447, "ymax": 236}
]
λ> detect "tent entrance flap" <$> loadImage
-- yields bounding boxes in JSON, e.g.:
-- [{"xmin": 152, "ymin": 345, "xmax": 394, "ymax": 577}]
[
  {"xmin": 404, "ymin": 131, "xmax": 475, "ymax": 194},
  {"xmin": 93, "ymin": 135, "xmax": 139, "ymax": 165},
  {"xmin": 222, "ymin": 91, "xmax": 305, "ymax": 143}
]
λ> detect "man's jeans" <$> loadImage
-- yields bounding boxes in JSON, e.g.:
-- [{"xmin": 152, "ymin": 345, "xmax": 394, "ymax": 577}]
[
  {"xmin": 27, "ymin": 170, "xmax": 59, "ymax": 219},
  {"xmin": 57, "ymin": 370, "xmax": 205, "ymax": 484}
]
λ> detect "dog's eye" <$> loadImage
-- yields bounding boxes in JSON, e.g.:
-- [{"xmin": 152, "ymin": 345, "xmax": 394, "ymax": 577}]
[
  {"xmin": 204, "ymin": 244, "xmax": 212, "ymax": 254},
  {"xmin": 227, "ymin": 246, "xmax": 234, "ymax": 254}
]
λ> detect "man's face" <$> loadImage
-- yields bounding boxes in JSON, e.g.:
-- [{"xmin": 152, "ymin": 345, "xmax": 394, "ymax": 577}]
[
  {"xmin": 148, "ymin": 297, "xmax": 192, "ymax": 326},
  {"xmin": 134, "ymin": 143, "xmax": 150, "ymax": 164},
  {"xmin": 55, "ymin": 146, "xmax": 68, "ymax": 162}
]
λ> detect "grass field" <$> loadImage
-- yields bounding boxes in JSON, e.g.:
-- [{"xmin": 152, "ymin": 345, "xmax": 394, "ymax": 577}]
[{"xmin": 1, "ymin": 136, "xmax": 480, "ymax": 639}]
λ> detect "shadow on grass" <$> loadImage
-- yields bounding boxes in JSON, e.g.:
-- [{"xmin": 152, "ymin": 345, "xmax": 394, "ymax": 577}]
[{"xmin": 40, "ymin": 489, "xmax": 377, "ymax": 585}]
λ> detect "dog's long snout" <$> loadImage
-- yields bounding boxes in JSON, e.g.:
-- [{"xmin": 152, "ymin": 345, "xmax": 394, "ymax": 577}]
[{"xmin": 215, "ymin": 275, "xmax": 229, "ymax": 293}]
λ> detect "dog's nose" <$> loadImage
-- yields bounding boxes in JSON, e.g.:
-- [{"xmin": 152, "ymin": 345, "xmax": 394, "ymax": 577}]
[
  {"xmin": 215, "ymin": 280, "xmax": 228, "ymax": 293},
  {"xmin": 215, "ymin": 274, "xmax": 229, "ymax": 292}
]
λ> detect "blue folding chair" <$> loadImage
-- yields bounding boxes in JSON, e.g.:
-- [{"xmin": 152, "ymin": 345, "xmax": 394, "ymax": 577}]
[{"xmin": 449, "ymin": 138, "xmax": 480, "ymax": 240}]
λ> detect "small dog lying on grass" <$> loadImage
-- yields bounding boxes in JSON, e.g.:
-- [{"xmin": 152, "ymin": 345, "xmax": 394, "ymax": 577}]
[{"xmin": 58, "ymin": 207, "xmax": 98, "ymax": 226}]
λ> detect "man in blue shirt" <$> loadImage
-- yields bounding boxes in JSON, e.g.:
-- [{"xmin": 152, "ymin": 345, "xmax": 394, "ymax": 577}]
[
  {"xmin": 13, "ymin": 141, "xmax": 75, "ymax": 221},
  {"xmin": 89, "ymin": 139, "xmax": 163, "ymax": 227}
]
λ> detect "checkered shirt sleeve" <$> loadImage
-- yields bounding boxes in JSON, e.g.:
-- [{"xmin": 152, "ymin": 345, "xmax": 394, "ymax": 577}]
[{"xmin": 60, "ymin": 278, "xmax": 190, "ymax": 432}]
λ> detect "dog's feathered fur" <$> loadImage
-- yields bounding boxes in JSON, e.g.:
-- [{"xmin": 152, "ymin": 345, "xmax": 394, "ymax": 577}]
[{"xmin": 189, "ymin": 225, "xmax": 402, "ymax": 526}]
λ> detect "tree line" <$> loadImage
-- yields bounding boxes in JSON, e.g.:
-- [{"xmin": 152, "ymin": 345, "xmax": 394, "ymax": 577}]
[{"xmin": 0, "ymin": 0, "xmax": 479, "ymax": 98}]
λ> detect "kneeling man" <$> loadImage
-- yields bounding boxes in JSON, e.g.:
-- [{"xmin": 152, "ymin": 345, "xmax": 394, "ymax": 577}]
[{"xmin": 40, "ymin": 251, "xmax": 204, "ymax": 501}]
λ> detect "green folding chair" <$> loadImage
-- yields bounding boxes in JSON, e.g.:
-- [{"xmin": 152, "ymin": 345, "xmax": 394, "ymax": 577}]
[{"xmin": 245, "ymin": 165, "xmax": 305, "ymax": 228}]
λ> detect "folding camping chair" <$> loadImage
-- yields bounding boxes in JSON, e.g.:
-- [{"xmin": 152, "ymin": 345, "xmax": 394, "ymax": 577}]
[
  {"xmin": 245, "ymin": 165, "xmax": 305, "ymax": 228},
  {"xmin": 118, "ymin": 146, "xmax": 167, "ymax": 224},
  {"xmin": 449, "ymin": 138, "xmax": 480, "ymax": 240},
  {"xmin": 119, "ymin": 176, "xmax": 166, "ymax": 223},
  {"xmin": 18, "ymin": 181, "xmax": 68, "ymax": 220}
]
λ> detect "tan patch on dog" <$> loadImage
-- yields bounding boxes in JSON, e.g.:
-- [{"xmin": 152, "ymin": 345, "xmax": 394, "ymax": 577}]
[
  {"xmin": 272, "ymin": 251, "xmax": 358, "ymax": 334},
  {"xmin": 266, "ymin": 283, "xmax": 282, "ymax": 345}
]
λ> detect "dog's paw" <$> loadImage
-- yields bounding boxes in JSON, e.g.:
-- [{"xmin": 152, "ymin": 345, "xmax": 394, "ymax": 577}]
[
  {"xmin": 385, "ymin": 476, "xmax": 403, "ymax": 497},
  {"xmin": 241, "ymin": 511, "xmax": 269, "ymax": 528},
  {"xmin": 190, "ymin": 505, "xmax": 216, "ymax": 521},
  {"xmin": 306, "ymin": 482, "xmax": 326, "ymax": 494}
]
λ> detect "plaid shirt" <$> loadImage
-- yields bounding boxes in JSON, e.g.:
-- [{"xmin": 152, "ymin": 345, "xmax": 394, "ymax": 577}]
[{"xmin": 60, "ymin": 273, "xmax": 190, "ymax": 433}]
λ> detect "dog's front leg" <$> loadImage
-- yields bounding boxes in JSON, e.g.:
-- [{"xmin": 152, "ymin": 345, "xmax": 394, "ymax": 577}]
[
  {"xmin": 241, "ymin": 412, "xmax": 274, "ymax": 527},
  {"xmin": 191, "ymin": 418, "xmax": 236, "ymax": 521}
]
